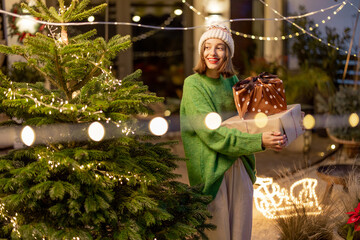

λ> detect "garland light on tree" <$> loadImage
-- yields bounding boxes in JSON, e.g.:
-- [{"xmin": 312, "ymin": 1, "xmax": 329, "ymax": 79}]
[{"xmin": 0, "ymin": 0, "xmax": 212, "ymax": 239}]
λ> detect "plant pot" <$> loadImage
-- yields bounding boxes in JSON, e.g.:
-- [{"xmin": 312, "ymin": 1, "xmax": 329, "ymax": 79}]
[{"xmin": 326, "ymin": 128, "xmax": 360, "ymax": 158}]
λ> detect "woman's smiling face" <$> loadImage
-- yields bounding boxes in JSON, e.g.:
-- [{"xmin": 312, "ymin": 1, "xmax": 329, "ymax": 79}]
[{"xmin": 203, "ymin": 38, "xmax": 226, "ymax": 73}]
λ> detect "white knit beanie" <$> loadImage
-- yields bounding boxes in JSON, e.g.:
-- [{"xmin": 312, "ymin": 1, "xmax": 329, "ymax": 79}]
[{"xmin": 198, "ymin": 25, "xmax": 234, "ymax": 58}]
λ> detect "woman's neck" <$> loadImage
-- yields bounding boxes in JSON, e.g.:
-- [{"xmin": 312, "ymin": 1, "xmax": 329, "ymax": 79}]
[{"xmin": 206, "ymin": 69, "xmax": 220, "ymax": 79}]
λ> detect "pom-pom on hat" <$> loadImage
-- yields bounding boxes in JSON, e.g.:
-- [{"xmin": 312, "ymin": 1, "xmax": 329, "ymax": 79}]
[{"xmin": 198, "ymin": 25, "xmax": 234, "ymax": 58}]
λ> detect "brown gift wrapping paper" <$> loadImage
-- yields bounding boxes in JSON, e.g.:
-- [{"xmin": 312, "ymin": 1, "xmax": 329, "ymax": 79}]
[{"xmin": 233, "ymin": 72, "xmax": 287, "ymax": 119}]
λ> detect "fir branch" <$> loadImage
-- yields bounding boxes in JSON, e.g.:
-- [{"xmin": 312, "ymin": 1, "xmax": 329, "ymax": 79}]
[
  {"xmin": 60, "ymin": 42, "xmax": 90, "ymax": 55},
  {"xmin": 32, "ymin": 0, "xmax": 53, "ymax": 21},
  {"xmin": 125, "ymin": 193, "xmax": 158, "ymax": 214},
  {"xmin": 0, "ymin": 160, "xmax": 14, "ymax": 172},
  {"xmin": 11, "ymin": 52, "xmax": 59, "ymax": 90},
  {"xmin": 48, "ymin": 7, "xmax": 63, "ymax": 22},
  {"xmin": 12, "ymin": 61, "xmax": 29, "ymax": 71},
  {"xmin": 71, "ymin": 0, "xmax": 91, "ymax": 16},
  {"xmin": 29, "ymin": 181, "xmax": 53, "ymax": 199},
  {"xmin": 94, "ymin": 194, "xmax": 110, "ymax": 210},
  {"xmin": 106, "ymin": 36, "xmax": 132, "ymax": 59},
  {"xmin": 69, "ymin": 4, "xmax": 107, "ymax": 22},
  {"xmin": 20, "ymin": 3, "xmax": 50, "ymax": 22},
  {"xmin": 84, "ymin": 196, "xmax": 97, "ymax": 213},
  {"xmin": 52, "ymin": 46, "xmax": 70, "ymax": 98},
  {"xmin": 71, "ymin": 54, "xmax": 105, "ymax": 93},
  {"xmin": 58, "ymin": 0, "xmax": 65, "ymax": 9},
  {"xmin": 0, "ymin": 45, "xmax": 18, "ymax": 55},
  {"xmin": 70, "ymin": 29, "xmax": 97, "ymax": 43},
  {"xmin": 63, "ymin": 0, "xmax": 77, "ymax": 19},
  {"xmin": 122, "ymin": 69, "xmax": 142, "ymax": 82}
]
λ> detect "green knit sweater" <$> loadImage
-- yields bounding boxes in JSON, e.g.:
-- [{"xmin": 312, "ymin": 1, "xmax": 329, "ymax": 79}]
[{"xmin": 180, "ymin": 73, "xmax": 264, "ymax": 199}]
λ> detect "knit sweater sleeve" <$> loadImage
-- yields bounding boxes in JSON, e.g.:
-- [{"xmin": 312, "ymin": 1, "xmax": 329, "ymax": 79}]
[{"xmin": 181, "ymin": 76, "xmax": 263, "ymax": 157}]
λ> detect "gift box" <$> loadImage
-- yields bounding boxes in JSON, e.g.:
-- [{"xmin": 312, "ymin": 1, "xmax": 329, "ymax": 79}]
[
  {"xmin": 221, "ymin": 104, "xmax": 304, "ymax": 147},
  {"xmin": 233, "ymin": 72, "xmax": 287, "ymax": 119}
]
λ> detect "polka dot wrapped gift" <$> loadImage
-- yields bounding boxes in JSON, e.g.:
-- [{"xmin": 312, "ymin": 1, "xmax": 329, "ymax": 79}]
[{"xmin": 233, "ymin": 72, "xmax": 287, "ymax": 119}]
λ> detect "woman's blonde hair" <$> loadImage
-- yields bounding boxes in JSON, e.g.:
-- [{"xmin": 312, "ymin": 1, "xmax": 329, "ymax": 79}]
[{"xmin": 193, "ymin": 41, "xmax": 237, "ymax": 78}]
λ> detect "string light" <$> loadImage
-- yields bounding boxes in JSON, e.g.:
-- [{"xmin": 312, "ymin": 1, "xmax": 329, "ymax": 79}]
[
  {"xmin": 230, "ymin": 2, "xmax": 346, "ymax": 41},
  {"xmin": 181, "ymin": 0, "xmax": 356, "ymax": 55},
  {"xmin": 4, "ymin": 77, "xmax": 135, "ymax": 137},
  {"xmin": 132, "ymin": 13, "xmax": 176, "ymax": 42},
  {"xmin": 181, "ymin": 0, "xmax": 209, "ymax": 21},
  {"xmin": 258, "ymin": 0, "xmax": 356, "ymax": 56},
  {"xmin": 344, "ymin": 0, "xmax": 360, "ymax": 12},
  {"xmin": 0, "ymin": 203, "xmax": 20, "ymax": 237},
  {"xmin": 254, "ymin": 177, "xmax": 322, "ymax": 219},
  {"xmin": 0, "ymin": 3, "xmax": 356, "ymax": 55},
  {"xmin": 0, "ymin": 2, "xmax": 346, "ymax": 30}
]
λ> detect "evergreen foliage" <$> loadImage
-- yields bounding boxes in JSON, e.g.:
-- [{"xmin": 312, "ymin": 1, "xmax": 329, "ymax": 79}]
[{"xmin": 0, "ymin": 0, "xmax": 212, "ymax": 239}]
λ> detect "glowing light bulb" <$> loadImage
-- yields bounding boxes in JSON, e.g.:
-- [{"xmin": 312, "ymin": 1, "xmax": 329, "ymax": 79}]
[
  {"xmin": 254, "ymin": 112, "xmax": 268, "ymax": 128},
  {"xmin": 303, "ymin": 114, "xmax": 315, "ymax": 130},
  {"xmin": 205, "ymin": 112, "xmax": 222, "ymax": 130},
  {"xmin": 149, "ymin": 117, "xmax": 168, "ymax": 136},
  {"xmin": 21, "ymin": 126, "xmax": 35, "ymax": 146},
  {"xmin": 349, "ymin": 113, "xmax": 359, "ymax": 127},
  {"xmin": 88, "ymin": 122, "xmax": 105, "ymax": 141}
]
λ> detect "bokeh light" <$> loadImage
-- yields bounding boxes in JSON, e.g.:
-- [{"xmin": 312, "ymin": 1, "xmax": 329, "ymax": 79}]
[
  {"xmin": 15, "ymin": 15, "xmax": 39, "ymax": 34},
  {"xmin": 164, "ymin": 110, "xmax": 171, "ymax": 117},
  {"xmin": 132, "ymin": 15, "xmax": 141, "ymax": 22},
  {"xmin": 349, "ymin": 113, "xmax": 359, "ymax": 127},
  {"xmin": 205, "ymin": 112, "xmax": 222, "ymax": 130},
  {"xmin": 254, "ymin": 112, "xmax": 269, "ymax": 128},
  {"xmin": 174, "ymin": 9, "xmax": 183, "ymax": 16},
  {"xmin": 303, "ymin": 114, "xmax": 315, "ymax": 130},
  {"xmin": 21, "ymin": 126, "xmax": 35, "ymax": 146},
  {"xmin": 88, "ymin": 122, "xmax": 105, "ymax": 141},
  {"xmin": 149, "ymin": 117, "xmax": 168, "ymax": 136},
  {"xmin": 88, "ymin": 16, "xmax": 95, "ymax": 22}
]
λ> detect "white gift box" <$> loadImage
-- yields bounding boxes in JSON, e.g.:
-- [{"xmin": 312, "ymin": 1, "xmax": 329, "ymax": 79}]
[{"xmin": 222, "ymin": 104, "xmax": 304, "ymax": 147}]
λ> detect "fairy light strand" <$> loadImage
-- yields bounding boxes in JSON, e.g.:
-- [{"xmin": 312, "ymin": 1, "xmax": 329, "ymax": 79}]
[
  {"xmin": 0, "ymin": 203, "xmax": 20, "ymax": 237},
  {"xmin": 132, "ymin": 13, "xmax": 176, "ymax": 42},
  {"xmin": 181, "ymin": 0, "xmax": 355, "ymax": 56},
  {"xmin": 344, "ymin": 0, "xmax": 360, "ymax": 12},
  {"xmin": 258, "ymin": 0, "xmax": 357, "ymax": 57},
  {"xmin": 254, "ymin": 177, "xmax": 322, "ymax": 219},
  {"xmin": 182, "ymin": 0, "xmax": 343, "ymax": 21},
  {"xmin": 0, "ymin": 2, "xmax": 356, "ymax": 54},
  {"xmin": 4, "ymin": 79, "xmax": 135, "ymax": 135},
  {"xmin": 0, "ymin": 1, "xmax": 346, "ymax": 29},
  {"xmin": 229, "ymin": 2, "xmax": 346, "ymax": 41}
]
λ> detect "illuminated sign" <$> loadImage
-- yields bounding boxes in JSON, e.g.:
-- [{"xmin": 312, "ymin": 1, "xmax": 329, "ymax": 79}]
[{"xmin": 254, "ymin": 177, "xmax": 322, "ymax": 219}]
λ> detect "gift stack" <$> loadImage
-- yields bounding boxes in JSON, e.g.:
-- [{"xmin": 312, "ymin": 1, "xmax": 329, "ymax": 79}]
[{"xmin": 222, "ymin": 72, "xmax": 304, "ymax": 146}]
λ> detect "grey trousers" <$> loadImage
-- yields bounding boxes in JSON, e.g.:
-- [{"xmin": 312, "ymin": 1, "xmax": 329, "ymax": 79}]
[{"xmin": 205, "ymin": 160, "xmax": 254, "ymax": 240}]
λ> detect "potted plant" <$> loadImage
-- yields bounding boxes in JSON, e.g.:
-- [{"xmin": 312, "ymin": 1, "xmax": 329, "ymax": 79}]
[{"xmin": 317, "ymin": 86, "xmax": 360, "ymax": 157}]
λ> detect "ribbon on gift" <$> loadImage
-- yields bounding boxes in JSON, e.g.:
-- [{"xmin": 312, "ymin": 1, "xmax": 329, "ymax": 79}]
[{"xmin": 233, "ymin": 72, "xmax": 287, "ymax": 119}]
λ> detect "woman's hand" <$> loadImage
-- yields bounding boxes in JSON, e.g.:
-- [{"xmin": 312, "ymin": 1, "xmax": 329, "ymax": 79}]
[{"xmin": 262, "ymin": 131, "xmax": 288, "ymax": 151}]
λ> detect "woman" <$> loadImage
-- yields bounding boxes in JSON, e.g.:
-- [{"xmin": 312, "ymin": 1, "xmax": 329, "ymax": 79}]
[{"xmin": 180, "ymin": 25, "xmax": 287, "ymax": 240}]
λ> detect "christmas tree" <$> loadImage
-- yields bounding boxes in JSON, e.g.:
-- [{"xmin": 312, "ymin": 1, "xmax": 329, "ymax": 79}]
[{"xmin": 0, "ymin": 0, "xmax": 212, "ymax": 239}]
